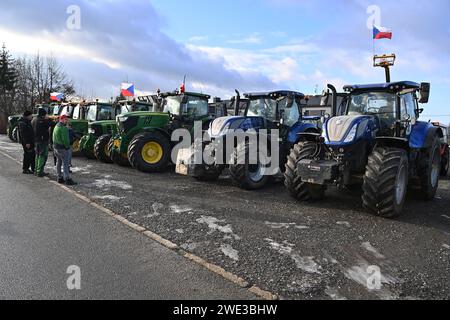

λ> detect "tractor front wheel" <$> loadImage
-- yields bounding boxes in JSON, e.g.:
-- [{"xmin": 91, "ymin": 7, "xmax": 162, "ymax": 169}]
[
  {"xmin": 284, "ymin": 141, "xmax": 325, "ymax": 201},
  {"xmin": 95, "ymin": 134, "xmax": 113, "ymax": 163},
  {"xmin": 108, "ymin": 138, "xmax": 130, "ymax": 167},
  {"xmin": 128, "ymin": 132, "xmax": 171, "ymax": 173},
  {"xmin": 419, "ymin": 137, "xmax": 441, "ymax": 200},
  {"xmin": 362, "ymin": 147, "xmax": 409, "ymax": 218},
  {"xmin": 229, "ymin": 142, "xmax": 270, "ymax": 190}
]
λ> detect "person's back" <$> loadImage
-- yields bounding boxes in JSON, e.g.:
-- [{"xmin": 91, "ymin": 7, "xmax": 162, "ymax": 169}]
[
  {"xmin": 17, "ymin": 111, "xmax": 35, "ymax": 174},
  {"xmin": 31, "ymin": 108, "xmax": 51, "ymax": 177}
]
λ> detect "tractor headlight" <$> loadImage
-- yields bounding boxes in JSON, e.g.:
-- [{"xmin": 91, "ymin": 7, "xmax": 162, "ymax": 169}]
[
  {"xmin": 343, "ymin": 124, "xmax": 358, "ymax": 143},
  {"xmin": 88, "ymin": 128, "xmax": 95, "ymax": 134},
  {"xmin": 118, "ymin": 116, "xmax": 128, "ymax": 122}
]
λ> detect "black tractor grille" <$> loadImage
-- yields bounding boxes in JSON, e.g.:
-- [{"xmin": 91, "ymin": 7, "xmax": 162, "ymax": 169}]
[{"xmin": 120, "ymin": 117, "xmax": 139, "ymax": 133}]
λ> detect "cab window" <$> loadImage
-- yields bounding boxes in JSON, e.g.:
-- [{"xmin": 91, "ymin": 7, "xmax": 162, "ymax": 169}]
[
  {"xmin": 72, "ymin": 106, "xmax": 81, "ymax": 120},
  {"xmin": 87, "ymin": 106, "xmax": 97, "ymax": 122},
  {"xmin": 185, "ymin": 97, "xmax": 209, "ymax": 118},
  {"xmin": 400, "ymin": 93, "xmax": 417, "ymax": 121},
  {"xmin": 97, "ymin": 106, "xmax": 113, "ymax": 120},
  {"xmin": 280, "ymin": 99, "xmax": 300, "ymax": 126}
]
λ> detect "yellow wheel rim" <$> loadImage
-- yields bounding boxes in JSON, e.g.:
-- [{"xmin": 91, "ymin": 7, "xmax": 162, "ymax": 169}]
[
  {"xmin": 73, "ymin": 139, "xmax": 80, "ymax": 152},
  {"xmin": 141, "ymin": 142, "xmax": 163, "ymax": 164}
]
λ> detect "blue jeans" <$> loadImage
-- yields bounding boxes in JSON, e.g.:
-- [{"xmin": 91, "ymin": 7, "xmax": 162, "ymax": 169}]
[{"xmin": 54, "ymin": 148, "xmax": 71, "ymax": 180}]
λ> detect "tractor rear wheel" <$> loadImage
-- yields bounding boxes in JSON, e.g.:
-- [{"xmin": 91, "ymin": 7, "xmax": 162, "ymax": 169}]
[
  {"xmin": 128, "ymin": 132, "xmax": 171, "ymax": 173},
  {"xmin": 11, "ymin": 127, "xmax": 19, "ymax": 143},
  {"xmin": 8, "ymin": 128, "xmax": 15, "ymax": 142},
  {"xmin": 108, "ymin": 138, "xmax": 130, "ymax": 167},
  {"xmin": 440, "ymin": 148, "xmax": 449, "ymax": 177},
  {"xmin": 193, "ymin": 142, "xmax": 221, "ymax": 182},
  {"xmin": 362, "ymin": 147, "xmax": 409, "ymax": 218},
  {"xmin": 419, "ymin": 136, "xmax": 441, "ymax": 199},
  {"xmin": 284, "ymin": 141, "xmax": 325, "ymax": 201},
  {"xmin": 95, "ymin": 134, "xmax": 113, "ymax": 163},
  {"xmin": 229, "ymin": 142, "xmax": 270, "ymax": 190}
]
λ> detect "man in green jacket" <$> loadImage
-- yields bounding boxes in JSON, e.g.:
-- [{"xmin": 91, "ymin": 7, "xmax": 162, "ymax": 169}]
[{"xmin": 53, "ymin": 115, "xmax": 77, "ymax": 186}]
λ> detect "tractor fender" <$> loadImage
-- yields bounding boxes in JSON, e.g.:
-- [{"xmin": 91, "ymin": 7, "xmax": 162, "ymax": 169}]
[
  {"xmin": 142, "ymin": 128, "xmax": 171, "ymax": 143},
  {"xmin": 375, "ymin": 137, "xmax": 410, "ymax": 150},
  {"xmin": 410, "ymin": 122, "xmax": 443, "ymax": 149},
  {"xmin": 288, "ymin": 122, "xmax": 320, "ymax": 144}
]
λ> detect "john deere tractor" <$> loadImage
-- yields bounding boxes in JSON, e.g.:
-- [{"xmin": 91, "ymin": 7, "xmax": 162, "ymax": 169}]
[
  {"xmin": 176, "ymin": 90, "xmax": 322, "ymax": 190},
  {"xmin": 109, "ymin": 90, "xmax": 218, "ymax": 172},
  {"xmin": 80, "ymin": 96, "xmax": 158, "ymax": 161}
]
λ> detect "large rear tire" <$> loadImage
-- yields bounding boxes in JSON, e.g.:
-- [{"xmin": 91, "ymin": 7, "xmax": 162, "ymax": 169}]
[
  {"xmin": 95, "ymin": 134, "xmax": 113, "ymax": 163},
  {"xmin": 108, "ymin": 138, "xmax": 130, "ymax": 167},
  {"xmin": 128, "ymin": 132, "xmax": 171, "ymax": 173},
  {"xmin": 440, "ymin": 148, "xmax": 449, "ymax": 177},
  {"xmin": 229, "ymin": 142, "xmax": 270, "ymax": 190},
  {"xmin": 284, "ymin": 141, "xmax": 325, "ymax": 201},
  {"xmin": 362, "ymin": 147, "xmax": 409, "ymax": 218},
  {"xmin": 419, "ymin": 137, "xmax": 441, "ymax": 200}
]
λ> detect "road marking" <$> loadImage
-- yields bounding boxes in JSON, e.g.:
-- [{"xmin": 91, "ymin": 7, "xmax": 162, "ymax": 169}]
[{"xmin": 0, "ymin": 148, "xmax": 276, "ymax": 300}]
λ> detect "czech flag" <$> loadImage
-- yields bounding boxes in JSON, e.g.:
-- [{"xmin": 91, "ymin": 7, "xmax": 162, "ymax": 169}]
[
  {"xmin": 121, "ymin": 83, "xmax": 135, "ymax": 97},
  {"xmin": 50, "ymin": 92, "xmax": 64, "ymax": 102},
  {"xmin": 373, "ymin": 25, "xmax": 393, "ymax": 40}
]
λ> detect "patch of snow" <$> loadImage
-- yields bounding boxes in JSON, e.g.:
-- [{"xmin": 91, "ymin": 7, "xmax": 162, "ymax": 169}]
[
  {"xmin": 91, "ymin": 179, "xmax": 132, "ymax": 190},
  {"xmin": 93, "ymin": 195, "xmax": 123, "ymax": 201},
  {"xmin": 220, "ymin": 244, "xmax": 239, "ymax": 262},
  {"xmin": 291, "ymin": 255, "xmax": 322, "ymax": 274},
  {"xmin": 145, "ymin": 203, "xmax": 164, "ymax": 218},
  {"xmin": 337, "ymin": 221, "xmax": 351, "ymax": 227},
  {"xmin": 265, "ymin": 221, "xmax": 310, "ymax": 230},
  {"xmin": 265, "ymin": 238, "xmax": 295, "ymax": 255},
  {"xmin": 170, "ymin": 205, "xmax": 193, "ymax": 214},
  {"xmin": 362, "ymin": 242, "xmax": 386, "ymax": 259},
  {"xmin": 175, "ymin": 229, "xmax": 184, "ymax": 234},
  {"xmin": 325, "ymin": 287, "xmax": 347, "ymax": 300},
  {"xmin": 196, "ymin": 216, "xmax": 240, "ymax": 240},
  {"xmin": 443, "ymin": 244, "xmax": 450, "ymax": 250}
]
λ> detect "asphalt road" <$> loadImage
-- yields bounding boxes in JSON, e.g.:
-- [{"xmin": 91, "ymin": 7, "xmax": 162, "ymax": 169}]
[
  {"xmin": 0, "ymin": 135, "xmax": 449, "ymax": 300},
  {"xmin": 0, "ymin": 139, "xmax": 255, "ymax": 300}
]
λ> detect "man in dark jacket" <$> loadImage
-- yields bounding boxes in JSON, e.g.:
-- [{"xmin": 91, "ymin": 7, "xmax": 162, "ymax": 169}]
[
  {"xmin": 32, "ymin": 108, "xmax": 52, "ymax": 177},
  {"xmin": 17, "ymin": 111, "xmax": 35, "ymax": 174}
]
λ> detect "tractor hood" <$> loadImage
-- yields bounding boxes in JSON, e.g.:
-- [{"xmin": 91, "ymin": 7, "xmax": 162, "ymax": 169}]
[
  {"xmin": 90, "ymin": 120, "xmax": 116, "ymax": 127},
  {"xmin": 324, "ymin": 115, "xmax": 374, "ymax": 145},
  {"xmin": 208, "ymin": 116, "xmax": 265, "ymax": 138}
]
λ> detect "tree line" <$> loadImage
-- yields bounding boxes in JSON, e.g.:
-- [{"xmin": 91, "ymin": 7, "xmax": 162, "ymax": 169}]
[{"xmin": 0, "ymin": 43, "xmax": 75, "ymax": 133}]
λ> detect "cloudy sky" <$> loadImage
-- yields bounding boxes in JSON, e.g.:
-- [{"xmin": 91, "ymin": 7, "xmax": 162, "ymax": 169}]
[{"xmin": 1, "ymin": 0, "xmax": 449, "ymax": 123}]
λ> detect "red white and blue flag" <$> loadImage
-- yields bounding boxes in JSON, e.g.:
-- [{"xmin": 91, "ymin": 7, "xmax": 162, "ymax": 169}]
[
  {"xmin": 121, "ymin": 83, "xmax": 135, "ymax": 97},
  {"xmin": 373, "ymin": 25, "xmax": 393, "ymax": 40},
  {"xmin": 50, "ymin": 92, "xmax": 64, "ymax": 102}
]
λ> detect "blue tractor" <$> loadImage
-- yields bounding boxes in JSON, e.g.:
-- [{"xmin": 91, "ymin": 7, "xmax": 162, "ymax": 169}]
[
  {"xmin": 177, "ymin": 90, "xmax": 322, "ymax": 190},
  {"xmin": 284, "ymin": 80, "xmax": 443, "ymax": 218}
]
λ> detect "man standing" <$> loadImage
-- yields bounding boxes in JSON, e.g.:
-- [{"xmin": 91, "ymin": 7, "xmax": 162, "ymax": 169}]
[
  {"xmin": 17, "ymin": 111, "xmax": 35, "ymax": 174},
  {"xmin": 53, "ymin": 115, "xmax": 77, "ymax": 186},
  {"xmin": 32, "ymin": 108, "xmax": 52, "ymax": 178}
]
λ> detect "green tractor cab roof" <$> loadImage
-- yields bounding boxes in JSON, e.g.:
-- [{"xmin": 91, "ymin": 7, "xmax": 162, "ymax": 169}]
[
  {"xmin": 244, "ymin": 90, "xmax": 305, "ymax": 100},
  {"xmin": 160, "ymin": 91, "xmax": 211, "ymax": 100},
  {"xmin": 119, "ymin": 111, "xmax": 168, "ymax": 118},
  {"xmin": 344, "ymin": 81, "xmax": 420, "ymax": 93}
]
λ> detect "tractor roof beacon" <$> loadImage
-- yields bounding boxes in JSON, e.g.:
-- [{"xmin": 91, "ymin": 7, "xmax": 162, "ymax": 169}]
[
  {"xmin": 285, "ymin": 55, "xmax": 442, "ymax": 218},
  {"xmin": 109, "ymin": 90, "xmax": 215, "ymax": 172},
  {"xmin": 177, "ymin": 90, "xmax": 322, "ymax": 190}
]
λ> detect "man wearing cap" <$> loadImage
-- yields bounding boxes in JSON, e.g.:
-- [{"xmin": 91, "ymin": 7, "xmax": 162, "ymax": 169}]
[
  {"xmin": 17, "ymin": 110, "xmax": 35, "ymax": 174},
  {"xmin": 53, "ymin": 115, "xmax": 77, "ymax": 186},
  {"xmin": 32, "ymin": 108, "xmax": 52, "ymax": 178}
]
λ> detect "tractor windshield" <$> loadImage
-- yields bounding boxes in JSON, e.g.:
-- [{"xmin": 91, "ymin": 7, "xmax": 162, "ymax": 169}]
[
  {"xmin": 347, "ymin": 92, "xmax": 397, "ymax": 117},
  {"xmin": 163, "ymin": 96, "xmax": 208, "ymax": 117},
  {"xmin": 247, "ymin": 98, "xmax": 277, "ymax": 120},
  {"xmin": 87, "ymin": 105, "xmax": 113, "ymax": 121}
]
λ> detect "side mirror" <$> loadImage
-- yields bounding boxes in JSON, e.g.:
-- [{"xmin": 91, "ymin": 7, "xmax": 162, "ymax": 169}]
[{"xmin": 419, "ymin": 83, "xmax": 430, "ymax": 104}]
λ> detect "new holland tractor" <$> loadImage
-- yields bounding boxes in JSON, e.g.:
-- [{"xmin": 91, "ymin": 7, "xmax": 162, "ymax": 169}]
[
  {"xmin": 80, "ymin": 96, "xmax": 158, "ymax": 162},
  {"xmin": 284, "ymin": 76, "xmax": 442, "ymax": 218},
  {"xmin": 109, "ymin": 90, "xmax": 220, "ymax": 172},
  {"xmin": 176, "ymin": 90, "xmax": 322, "ymax": 190}
]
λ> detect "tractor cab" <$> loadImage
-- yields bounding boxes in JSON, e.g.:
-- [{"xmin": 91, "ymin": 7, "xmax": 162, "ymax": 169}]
[{"xmin": 160, "ymin": 91, "xmax": 211, "ymax": 124}]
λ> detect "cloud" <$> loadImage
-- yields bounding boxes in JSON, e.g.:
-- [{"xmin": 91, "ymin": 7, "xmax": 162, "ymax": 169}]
[{"xmin": 0, "ymin": 0, "xmax": 275, "ymax": 98}]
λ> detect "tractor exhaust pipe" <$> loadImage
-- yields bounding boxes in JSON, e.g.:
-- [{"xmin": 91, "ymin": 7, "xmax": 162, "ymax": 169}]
[
  {"xmin": 327, "ymin": 84, "xmax": 337, "ymax": 117},
  {"xmin": 234, "ymin": 89, "xmax": 241, "ymax": 116}
]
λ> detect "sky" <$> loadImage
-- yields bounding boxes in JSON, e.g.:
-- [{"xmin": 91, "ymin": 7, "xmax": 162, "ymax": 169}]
[{"xmin": 0, "ymin": 0, "xmax": 449, "ymax": 124}]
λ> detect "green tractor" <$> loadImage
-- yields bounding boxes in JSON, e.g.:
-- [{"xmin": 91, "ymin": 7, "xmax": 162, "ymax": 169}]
[
  {"xmin": 109, "ymin": 90, "xmax": 222, "ymax": 172},
  {"xmin": 7, "ymin": 103, "xmax": 58, "ymax": 142},
  {"xmin": 53, "ymin": 101, "xmax": 115, "ymax": 156},
  {"xmin": 80, "ymin": 96, "xmax": 159, "ymax": 162}
]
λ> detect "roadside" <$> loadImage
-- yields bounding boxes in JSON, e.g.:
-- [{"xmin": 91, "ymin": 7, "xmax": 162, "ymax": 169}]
[{"xmin": 0, "ymin": 135, "xmax": 449, "ymax": 300}]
